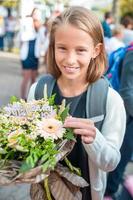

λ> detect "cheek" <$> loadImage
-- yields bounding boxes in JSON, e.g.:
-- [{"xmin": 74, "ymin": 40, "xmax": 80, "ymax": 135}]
[
  {"xmin": 54, "ymin": 53, "xmax": 62, "ymax": 71},
  {"xmin": 55, "ymin": 50, "xmax": 62, "ymax": 63},
  {"xmin": 80, "ymin": 56, "xmax": 91, "ymax": 67},
  {"xmin": 55, "ymin": 56, "xmax": 60, "ymax": 69}
]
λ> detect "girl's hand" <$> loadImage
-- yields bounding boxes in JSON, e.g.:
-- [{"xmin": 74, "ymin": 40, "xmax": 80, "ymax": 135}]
[{"xmin": 64, "ymin": 117, "xmax": 96, "ymax": 144}]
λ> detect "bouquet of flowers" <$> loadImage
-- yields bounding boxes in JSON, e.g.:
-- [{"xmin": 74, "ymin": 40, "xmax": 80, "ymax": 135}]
[{"xmin": 0, "ymin": 86, "xmax": 88, "ymax": 200}]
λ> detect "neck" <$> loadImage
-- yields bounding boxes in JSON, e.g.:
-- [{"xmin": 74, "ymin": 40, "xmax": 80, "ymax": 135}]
[{"xmin": 57, "ymin": 77, "xmax": 89, "ymax": 97}]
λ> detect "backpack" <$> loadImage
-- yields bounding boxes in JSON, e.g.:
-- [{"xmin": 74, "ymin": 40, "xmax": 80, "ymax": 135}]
[
  {"xmin": 105, "ymin": 43, "xmax": 133, "ymax": 91},
  {"xmin": 34, "ymin": 74, "xmax": 109, "ymax": 131}
]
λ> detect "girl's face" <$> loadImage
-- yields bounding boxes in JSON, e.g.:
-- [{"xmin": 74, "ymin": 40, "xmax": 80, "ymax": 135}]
[{"xmin": 54, "ymin": 23, "xmax": 100, "ymax": 83}]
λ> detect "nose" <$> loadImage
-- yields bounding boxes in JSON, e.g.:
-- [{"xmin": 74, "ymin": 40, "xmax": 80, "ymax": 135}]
[{"xmin": 65, "ymin": 51, "xmax": 76, "ymax": 66}]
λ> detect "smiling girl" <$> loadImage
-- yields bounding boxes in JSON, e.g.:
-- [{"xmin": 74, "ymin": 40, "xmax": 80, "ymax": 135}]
[{"xmin": 28, "ymin": 6, "xmax": 126, "ymax": 200}]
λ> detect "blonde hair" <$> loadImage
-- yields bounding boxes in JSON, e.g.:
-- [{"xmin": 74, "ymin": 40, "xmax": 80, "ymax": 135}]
[
  {"xmin": 112, "ymin": 24, "xmax": 124, "ymax": 36},
  {"xmin": 47, "ymin": 6, "xmax": 107, "ymax": 83}
]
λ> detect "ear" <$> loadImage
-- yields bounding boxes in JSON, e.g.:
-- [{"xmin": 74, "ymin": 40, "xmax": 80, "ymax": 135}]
[{"xmin": 92, "ymin": 43, "xmax": 103, "ymax": 59}]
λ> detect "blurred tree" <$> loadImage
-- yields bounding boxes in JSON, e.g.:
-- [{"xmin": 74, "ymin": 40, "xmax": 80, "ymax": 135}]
[
  {"xmin": 119, "ymin": 0, "xmax": 133, "ymax": 17},
  {"xmin": 0, "ymin": 0, "xmax": 20, "ymax": 17},
  {"xmin": 112, "ymin": 0, "xmax": 120, "ymax": 23},
  {"xmin": 0, "ymin": 0, "xmax": 19, "ymax": 8},
  {"xmin": 111, "ymin": 0, "xmax": 133, "ymax": 24},
  {"xmin": 42, "ymin": 0, "xmax": 69, "ymax": 6},
  {"xmin": 0, "ymin": 0, "xmax": 69, "ymax": 10},
  {"xmin": 112, "ymin": 0, "xmax": 118, "ymax": 16}
]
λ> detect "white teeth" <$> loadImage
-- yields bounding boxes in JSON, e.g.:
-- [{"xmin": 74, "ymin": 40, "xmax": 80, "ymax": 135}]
[
  {"xmin": 65, "ymin": 67, "xmax": 79, "ymax": 69},
  {"xmin": 64, "ymin": 66, "xmax": 79, "ymax": 73}
]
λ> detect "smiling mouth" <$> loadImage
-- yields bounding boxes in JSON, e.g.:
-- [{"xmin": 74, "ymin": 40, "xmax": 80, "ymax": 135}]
[
  {"xmin": 64, "ymin": 66, "xmax": 79, "ymax": 70},
  {"xmin": 64, "ymin": 66, "xmax": 80, "ymax": 73}
]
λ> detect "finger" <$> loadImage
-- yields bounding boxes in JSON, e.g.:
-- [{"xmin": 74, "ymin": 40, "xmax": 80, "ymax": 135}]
[
  {"xmin": 64, "ymin": 121, "xmax": 89, "ymax": 129},
  {"xmin": 74, "ymin": 128, "xmax": 96, "ymax": 136},
  {"xmin": 64, "ymin": 121, "xmax": 95, "ymax": 129},
  {"xmin": 81, "ymin": 135, "xmax": 94, "ymax": 144},
  {"xmin": 65, "ymin": 117, "xmax": 94, "ymax": 125}
]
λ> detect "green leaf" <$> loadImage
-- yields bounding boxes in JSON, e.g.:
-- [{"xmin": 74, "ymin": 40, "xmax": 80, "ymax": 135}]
[
  {"xmin": 48, "ymin": 94, "xmax": 56, "ymax": 105},
  {"xmin": 64, "ymin": 157, "xmax": 81, "ymax": 176},
  {"xmin": 32, "ymin": 152, "xmax": 39, "ymax": 164},
  {"xmin": 41, "ymin": 153, "xmax": 49, "ymax": 163},
  {"xmin": 42, "ymin": 157, "xmax": 56, "ymax": 172},
  {"xmin": 42, "ymin": 160, "xmax": 50, "ymax": 172},
  {"xmin": 9, "ymin": 96, "xmax": 19, "ymax": 104},
  {"xmin": 19, "ymin": 162, "xmax": 33, "ymax": 173},
  {"xmin": 0, "ymin": 148, "xmax": 7, "ymax": 154},
  {"xmin": 60, "ymin": 106, "xmax": 69, "ymax": 122},
  {"xmin": 26, "ymin": 156, "xmax": 35, "ymax": 168},
  {"xmin": 64, "ymin": 128, "xmax": 75, "ymax": 140}
]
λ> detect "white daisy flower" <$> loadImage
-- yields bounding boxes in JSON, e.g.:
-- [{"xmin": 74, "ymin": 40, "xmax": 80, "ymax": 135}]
[{"xmin": 37, "ymin": 118, "xmax": 66, "ymax": 140}]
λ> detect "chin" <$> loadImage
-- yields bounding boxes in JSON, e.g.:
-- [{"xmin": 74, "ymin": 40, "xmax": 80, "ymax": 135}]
[{"xmin": 63, "ymin": 74, "xmax": 80, "ymax": 81}]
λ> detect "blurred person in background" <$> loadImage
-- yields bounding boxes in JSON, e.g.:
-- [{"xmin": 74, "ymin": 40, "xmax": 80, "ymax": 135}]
[
  {"xmin": 0, "ymin": 15, "xmax": 5, "ymax": 50},
  {"xmin": 20, "ymin": 8, "xmax": 47, "ymax": 100},
  {"xmin": 104, "ymin": 43, "xmax": 133, "ymax": 200},
  {"xmin": 105, "ymin": 24, "xmax": 125, "ymax": 56},
  {"xmin": 102, "ymin": 11, "xmax": 114, "ymax": 60},
  {"xmin": 102, "ymin": 11, "xmax": 114, "ymax": 39},
  {"xmin": 41, "ymin": 18, "xmax": 49, "ymax": 70},
  {"xmin": 121, "ymin": 15, "xmax": 133, "ymax": 45},
  {"xmin": 5, "ymin": 15, "xmax": 16, "ymax": 51}
]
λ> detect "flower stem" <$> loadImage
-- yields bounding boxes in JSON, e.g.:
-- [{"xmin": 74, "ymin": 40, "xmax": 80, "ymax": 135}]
[
  {"xmin": 64, "ymin": 157, "xmax": 81, "ymax": 176},
  {"xmin": 44, "ymin": 177, "xmax": 52, "ymax": 200}
]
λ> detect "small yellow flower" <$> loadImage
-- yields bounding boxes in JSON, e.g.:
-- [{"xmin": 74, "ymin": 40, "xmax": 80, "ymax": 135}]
[
  {"xmin": 7, "ymin": 130, "xmax": 29, "ymax": 151},
  {"xmin": 37, "ymin": 118, "xmax": 66, "ymax": 140},
  {"xmin": 8, "ymin": 130, "xmax": 20, "ymax": 146},
  {"xmin": 10, "ymin": 116, "xmax": 28, "ymax": 125}
]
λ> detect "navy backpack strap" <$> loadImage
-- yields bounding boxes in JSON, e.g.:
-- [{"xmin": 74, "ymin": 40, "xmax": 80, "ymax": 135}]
[
  {"xmin": 35, "ymin": 74, "xmax": 56, "ymax": 100},
  {"xmin": 86, "ymin": 77, "xmax": 109, "ymax": 130}
]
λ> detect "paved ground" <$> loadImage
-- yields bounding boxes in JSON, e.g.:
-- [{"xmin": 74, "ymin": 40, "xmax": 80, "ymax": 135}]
[
  {"xmin": 0, "ymin": 51, "xmax": 46, "ymax": 107},
  {"xmin": 0, "ymin": 51, "xmax": 21, "ymax": 107},
  {"xmin": 0, "ymin": 184, "xmax": 31, "ymax": 200}
]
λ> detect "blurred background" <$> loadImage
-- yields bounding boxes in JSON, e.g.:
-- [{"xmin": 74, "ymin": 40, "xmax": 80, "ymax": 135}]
[{"xmin": 0, "ymin": 1, "xmax": 133, "ymax": 200}]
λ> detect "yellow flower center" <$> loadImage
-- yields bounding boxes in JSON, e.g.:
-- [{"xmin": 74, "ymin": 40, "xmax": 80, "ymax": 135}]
[{"xmin": 43, "ymin": 125, "xmax": 58, "ymax": 134}]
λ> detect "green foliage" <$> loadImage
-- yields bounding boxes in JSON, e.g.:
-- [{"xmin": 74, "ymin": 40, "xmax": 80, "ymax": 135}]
[
  {"xmin": 19, "ymin": 139, "xmax": 59, "ymax": 173},
  {"xmin": 120, "ymin": 0, "xmax": 133, "ymax": 17},
  {"xmin": 48, "ymin": 94, "xmax": 56, "ymax": 106},
  {"xmin": 0, "ymin": 0, "xmax": 19, "ymax": 8},
  {"xmin": 64, "ymin": 128, "xmax": 75, "ymax": 140},
  {"xmin": 60, "ymin": 105, "xmax": 69, "ymax": 122},
  {"xmin": 0, "ymin": 89, "xmax": 75, "ymax": 178},
  {"xmin": 64, "ymin": 157, "xmax": 81, "ymax": 176},
  {"xmin": 19, "ymin": 162, "xmax": 33, "ymax": 173},
  {"xmin": 10, "ymin": 96, "xmax": 19, "ymax": 104}
]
